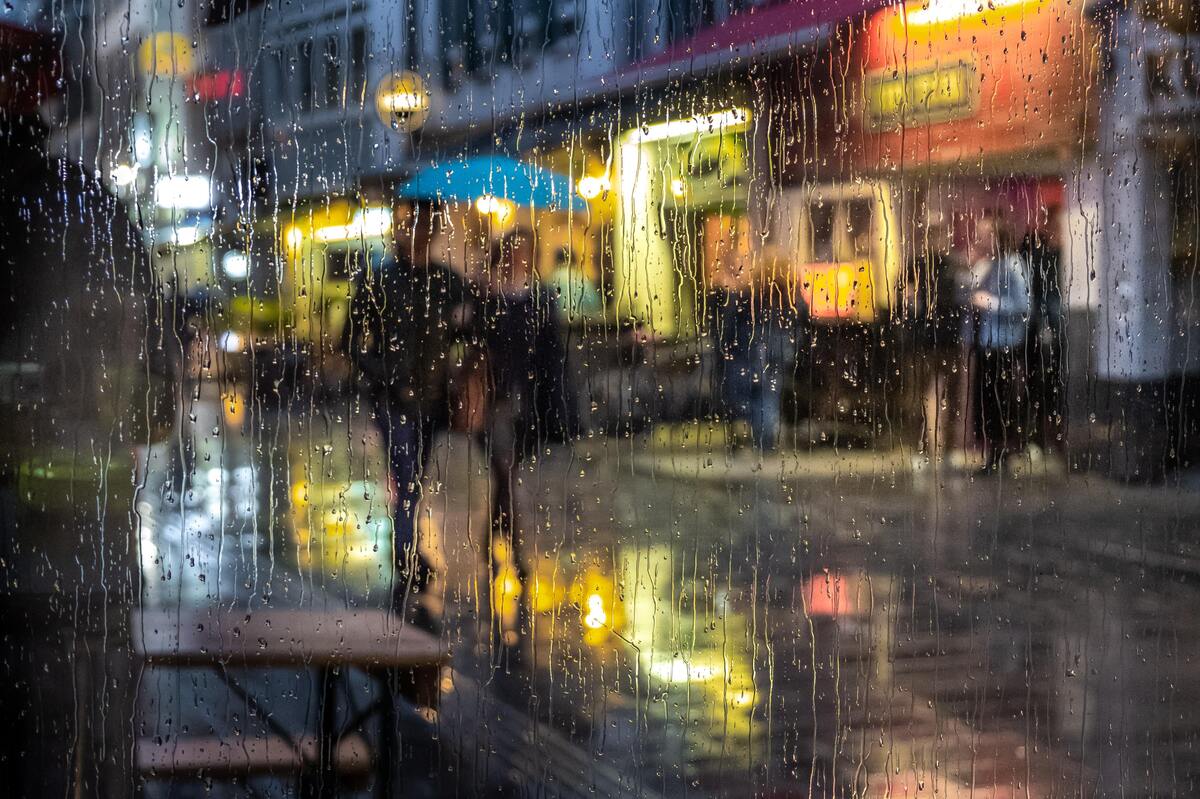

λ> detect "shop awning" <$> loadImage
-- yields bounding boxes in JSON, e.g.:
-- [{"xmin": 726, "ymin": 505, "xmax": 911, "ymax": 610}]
[{"xmin": 604, "ymin": 0, "xmax": 890, "ymax": 91}]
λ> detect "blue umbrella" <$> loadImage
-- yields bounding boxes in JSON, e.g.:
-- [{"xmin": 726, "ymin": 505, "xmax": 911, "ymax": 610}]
[{"xmin": 395, "ymin": 155, "xmax": 583, "ymax": 212}]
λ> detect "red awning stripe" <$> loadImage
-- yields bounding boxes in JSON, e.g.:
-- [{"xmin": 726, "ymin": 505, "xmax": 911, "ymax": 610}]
[{"xmin": 610, "ymin": 0, "xmax": 892, "ymax": 89}]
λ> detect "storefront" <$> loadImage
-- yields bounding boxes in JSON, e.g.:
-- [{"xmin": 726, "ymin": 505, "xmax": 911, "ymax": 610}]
[
  {"xmin": 845, "ymin": 0, "xmax": 1090, "ymax": 284},
  {"xmin": 801, "ymin": 0, "xmax": 1095, "ymax": 437},
  {"xmin": 614, "ymin": 104, "xmax": 757, "ymax": 337},
  {"xmin": 608, "ymin": 0, "xmax": 885, "ymax": 340}
]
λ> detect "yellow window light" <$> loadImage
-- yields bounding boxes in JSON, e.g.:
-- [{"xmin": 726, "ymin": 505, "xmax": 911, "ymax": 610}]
[
  {"xmin": 669, "ymin": 178, "xmax": 687, "ymax": 199},
  {"xmin": 312, "ymin": 207, "xmax": 393, "ymax": 243},
  {"xmin": 284, "ymin": 225, "xmax": 305, "ymax": 252}
]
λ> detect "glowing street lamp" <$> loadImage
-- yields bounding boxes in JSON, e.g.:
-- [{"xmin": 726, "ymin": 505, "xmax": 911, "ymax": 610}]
[
  {"xmin": 474, "ymin": 194, "xmax": 517, "ymax": 226},
  {"xmin": 374, "ymin": 71, "xmax": 432, "ymax": 132},
  {"xmin": 576, "ymin": 174, "xmax": 610, "ymax": 200}
]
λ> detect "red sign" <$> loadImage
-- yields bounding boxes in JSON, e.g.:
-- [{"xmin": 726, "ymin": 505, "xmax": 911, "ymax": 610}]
[{"xmin": 188, "ymin": 70, "xmax": 245, "ymax": 102}]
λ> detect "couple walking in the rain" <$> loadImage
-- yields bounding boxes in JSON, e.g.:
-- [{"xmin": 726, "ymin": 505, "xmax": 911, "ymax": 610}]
[
  {"xmin": 344, "ymin": 197, "xmax": 568, "ymax": 635},
  {"xmin": 912, "ymin": 210, "xmax": 1064, "ymax": 476}
]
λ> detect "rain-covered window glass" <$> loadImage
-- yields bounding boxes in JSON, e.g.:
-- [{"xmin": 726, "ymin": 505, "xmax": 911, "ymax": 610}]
[{"xmin": 5, "ymin": 0, "xmax": 1200, "ymax": 796}]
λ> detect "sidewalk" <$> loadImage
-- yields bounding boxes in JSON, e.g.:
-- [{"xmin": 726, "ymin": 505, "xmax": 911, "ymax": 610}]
[
  {"xmin": 122, "ymin": 378, "xmax": 1200, "ymax": 797},
  {"xmin": 624, "ymin": 420, "xmax": 1073, "ymax": 484}
]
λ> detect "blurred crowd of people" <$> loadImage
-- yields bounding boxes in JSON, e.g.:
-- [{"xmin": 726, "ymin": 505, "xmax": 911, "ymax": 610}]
[{"xmin": 699, "ymin": 204, "xmax": 1065, "ymax": 475}]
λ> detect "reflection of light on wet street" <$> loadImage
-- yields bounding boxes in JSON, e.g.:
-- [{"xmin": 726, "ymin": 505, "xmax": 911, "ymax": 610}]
[
  {"xmin": 137, "ymin": 385, "xmax": 395, "ymax": 605},
  {"xmin": 129, "ymin": 390, "xmax": 1200, "ymax": 798},
  {"xmin": 290, "ymin": 476, "xmax": 393, "ymax": 588}
]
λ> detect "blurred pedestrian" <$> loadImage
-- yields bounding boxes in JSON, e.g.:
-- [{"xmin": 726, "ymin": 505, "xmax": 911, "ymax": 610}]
[
  {"xmin": 546, "ymin": 245, "xmax": 603, "ymax": 322},
  {"xmin": 707, "ymin": 241, "xmax": 802, "ymax": 451},
  {"xmin": 473, "ymin": 228, "xmax": 573, "ymax": 649},
  {"xmin": 1022, "ymin": 208, "xmax": 1066, "ymax": 458},
  {"xmin": 965, "ymin": 215, "xmax": 1032, "ymax": 474},
  {"xmin": 479, "ymin": 229, "xmax": 570, "ymax": 545},
  {"xmin": 345, "ymin": 198, "xmax": 480, "ymax": 626},
  {"xmin": 909, "ymin": 213, "xmax": 971, "ymax": 466}
]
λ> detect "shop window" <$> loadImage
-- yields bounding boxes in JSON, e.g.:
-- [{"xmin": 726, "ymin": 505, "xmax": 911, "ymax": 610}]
[
  {"xmin": 703, "ymin": 212, "xmax": 752, "ymax": 288},
  {"xmin": 845, "ymin": 199, "xmax": 875, "ymax": 261},
  {"xmin": 807, "ymin": 202, "xmax": 836, "ymax": 262}
]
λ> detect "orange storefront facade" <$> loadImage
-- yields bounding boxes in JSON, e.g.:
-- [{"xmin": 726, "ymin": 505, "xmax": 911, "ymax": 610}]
[
  {"xmin": 850, "ymin": 0, "xmax": 1093, "ymax": 174},
  {"xmin": 770, "ymin": 0, "xmax": 1095, "ymax": 328},
  {"xmin": 841, "ymin": 0, "xmax": 1096, "ymax": 308}
]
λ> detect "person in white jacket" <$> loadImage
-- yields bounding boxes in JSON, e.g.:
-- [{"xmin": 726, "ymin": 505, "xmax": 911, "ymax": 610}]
[{"xmin": 964, "ymin": 216, "xmax": 1032, "ymax": 474}]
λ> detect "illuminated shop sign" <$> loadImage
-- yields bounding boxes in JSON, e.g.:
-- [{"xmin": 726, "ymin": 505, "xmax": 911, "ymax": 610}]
[
  {"xmin": 853, "ymin": 0, "xmax": 1089, "ymax": 168},
  {"xmin": 864, "ymin": 58, "xmax": 978, "ymax": 130},
  {"xmin": 797, "ymin": 261, "xmax": 875, "ymax": 322}
]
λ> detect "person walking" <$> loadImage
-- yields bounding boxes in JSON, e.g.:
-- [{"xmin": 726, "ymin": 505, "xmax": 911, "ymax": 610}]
[
  {"xmin": 965, "ymin": 215, "xmax": 1032, "ymax": 475},
  {"xmin": 708, "ymin": 242, "xmax": 802, "ymax": 452},
  {"xmin": 909, "ymin": 213, "xmax": 971, "ymax": 467},
  {"xmin": 478, "ymin": 230, "xmax": 572, "ymax": 546},
  {"xmin": 345, "ymin": 198, "xmax": 480, "ymax": 627},
  {"xmin": 1022, "ymin": 210, "xmax": 1066, "ymax": 458},
  {"xmin": 473, "ymin": 228, "xmax": 572, "ymax": 648}
]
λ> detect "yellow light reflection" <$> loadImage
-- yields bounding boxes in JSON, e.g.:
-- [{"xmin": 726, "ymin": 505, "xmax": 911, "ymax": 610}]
[
  {"xmin": 569, "ymin": 569, "xmax": 623, "ymax": 646},
  {"xmin": 582, "ymin": 593, "xmax": 608, "ymax": 629},
  {"xmin": 491, "ymin": 564, "xmax": 524, "ymax": 640},
  {"xmin": 529, "ymin": 565, "xmax": 566, "ymax": 615},
  {"xmin": 221, "ymin": 391, "xmax": 244, "ymax": 426},
  {"xmin": 291, "ymin": 480, "xmax": 309, "ymax": 508}
]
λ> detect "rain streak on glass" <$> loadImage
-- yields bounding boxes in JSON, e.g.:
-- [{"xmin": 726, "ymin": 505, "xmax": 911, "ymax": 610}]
[{"xmin": 2, "ymin": 0, "xmax": 1200, "ymax": 796}]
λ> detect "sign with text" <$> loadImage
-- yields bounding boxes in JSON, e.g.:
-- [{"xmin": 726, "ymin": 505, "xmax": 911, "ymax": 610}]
[{"xmin": 864, "ymin": 58, "xmax": 978, "ymax": 130}]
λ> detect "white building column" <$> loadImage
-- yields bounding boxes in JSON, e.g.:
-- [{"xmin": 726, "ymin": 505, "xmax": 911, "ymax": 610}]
[{"xmin": 1084, "ymin": 147, "xmax": 1173, "ymax": 383}]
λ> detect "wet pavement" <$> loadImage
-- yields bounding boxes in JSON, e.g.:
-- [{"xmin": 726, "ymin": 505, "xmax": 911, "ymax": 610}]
[{"xmin": 134, "ymin": 381, "xmax": 1200, "ymax": 797}]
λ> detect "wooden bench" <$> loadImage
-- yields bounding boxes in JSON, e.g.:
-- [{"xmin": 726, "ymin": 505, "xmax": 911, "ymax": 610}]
[
  {"xmin": 132, "ymin": 607, "xmax": 447, "ymax": 797},
  {"xmin": 136, "ymin": 734, "xmax": 371, "ymax": 776}
]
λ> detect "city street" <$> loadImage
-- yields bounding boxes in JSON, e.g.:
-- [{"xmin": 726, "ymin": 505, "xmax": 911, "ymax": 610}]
[
  {"xmin": 132, "ymin": 382, "xmax": 1200, "ymax": 797},
  {"xmin": 7, "ymin": 0, "xmax": 1200, "ymax": 795}
]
